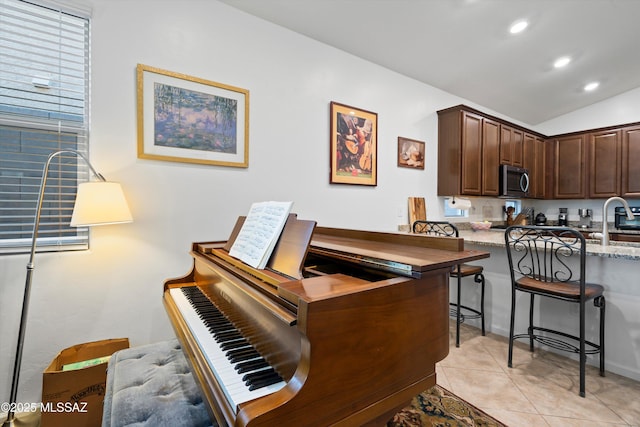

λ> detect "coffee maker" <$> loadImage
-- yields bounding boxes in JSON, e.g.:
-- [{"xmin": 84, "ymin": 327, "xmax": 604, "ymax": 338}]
[
  {"xmin": 578, "ymin": 208, "xmax": 592, "ymax": 229},
  {"xmin": 558, "ymin": 208, "xmax": 568, "ymax": 226}
]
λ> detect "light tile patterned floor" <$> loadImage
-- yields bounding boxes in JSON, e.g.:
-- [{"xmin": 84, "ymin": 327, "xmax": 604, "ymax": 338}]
[{"xmin": 437, "ymin": 323, "xmax": 640, "ymax": 426}]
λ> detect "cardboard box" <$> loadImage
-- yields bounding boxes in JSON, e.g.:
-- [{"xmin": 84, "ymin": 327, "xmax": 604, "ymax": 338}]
[{"xmin": 41, "ymin": 338, "xmax": 129, "ymax": 427}]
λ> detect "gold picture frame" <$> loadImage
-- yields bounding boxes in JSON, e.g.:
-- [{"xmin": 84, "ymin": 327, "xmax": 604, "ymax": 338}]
[
  {"xmin": 397, "ymin": 137, "xmax": 425, "ymax": 169},
  {"xmin": 329, "ymin": 101, "xmax": 377, "ymax": 186},
  {"xmin": 137, "ymin": 64, "xmax": 249, "ymax": 167}
]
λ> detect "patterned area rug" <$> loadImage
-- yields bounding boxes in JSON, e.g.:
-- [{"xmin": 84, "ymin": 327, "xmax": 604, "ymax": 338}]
[{"xmin": 388, "ymin": 385, "xmax": 506, "ymax": 427}]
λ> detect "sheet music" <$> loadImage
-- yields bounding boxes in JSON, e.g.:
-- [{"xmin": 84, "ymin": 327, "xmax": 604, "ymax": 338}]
[{"xmin": 229, "ymin": 201, "xmax": 294, "ymax": 269}]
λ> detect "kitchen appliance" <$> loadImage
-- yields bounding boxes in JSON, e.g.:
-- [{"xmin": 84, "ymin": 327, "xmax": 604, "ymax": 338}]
[
  {"xmin": 535, "ymin": 212, "xmax": 547, "ymax": 225},
  {"xmin": 499, "ymin": 164, "xmax": 529, "ymax": 198},
  {"xmin": 614, "ymin": 206, "xmax": 640, "ymax": 230},
  {"xmin": 558, "ymin": 208, "xmax": 568, "ymax": 226},
  {"xmin": 578, "ymin": 208, "xmax": 593, "ymax": 228}
]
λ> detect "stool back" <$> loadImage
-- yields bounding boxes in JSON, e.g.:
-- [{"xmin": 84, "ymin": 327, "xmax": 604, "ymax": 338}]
[
  {"xmin": 412, "ymin": 220, "xmax": 459, "ymax": 237},
  {"xmin": 504, "ymin": 225, "xmax": 587, "ymax": 300}
]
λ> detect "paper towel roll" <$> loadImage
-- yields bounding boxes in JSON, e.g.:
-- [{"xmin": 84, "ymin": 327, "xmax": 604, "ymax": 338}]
[{"xmin": 448, "ymin": 197, "xmax": 472, "ymax": 210}]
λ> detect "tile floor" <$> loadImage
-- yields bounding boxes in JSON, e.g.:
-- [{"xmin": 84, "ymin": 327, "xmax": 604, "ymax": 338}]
[{"xmin": 437, "ymin": 323, "xmax": 640, "ymax": 426}]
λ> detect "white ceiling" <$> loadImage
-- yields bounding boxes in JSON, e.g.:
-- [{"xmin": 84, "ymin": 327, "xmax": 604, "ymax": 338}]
[{"xmin": 219, "ymin": 0, "xmax": 640, "ymax": 125}]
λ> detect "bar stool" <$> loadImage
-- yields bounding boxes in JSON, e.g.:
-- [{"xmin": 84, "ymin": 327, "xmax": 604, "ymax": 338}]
[
  {"xmin": 412, "ymin": 221, "xmax": 485, "ymax": 347},
  {"xmin": 504, "ymin": 225, "xmax": 605, "ymax": 397}
]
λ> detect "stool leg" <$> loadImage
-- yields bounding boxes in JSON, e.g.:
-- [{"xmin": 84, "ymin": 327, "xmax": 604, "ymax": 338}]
[
  {"xmin": 528, "ymin": 294, "xmax": 535, "ymax": 352},
  {"xmin": 508, "ymin": 287, "xmax": 516, "ymax": 368},
  {"xmin": 475, "ymin": 273, "xmax": 486, "ymax": 336},
  {"xmin": 580, "ymin": 298, "xmax": 586, "ymax": 397},
  {"xmin": 596, "ymin": 295, "xmax": 606, "ymax": 377},
  {"xmin": 456, "ymin": 269, "xmax": 461, "ymax": 348}
]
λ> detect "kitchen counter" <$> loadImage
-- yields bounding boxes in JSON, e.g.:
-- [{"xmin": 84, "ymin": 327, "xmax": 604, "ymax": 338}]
[{"xmin": 459, "ymin": 229, "xmax": 640, "ymax": 260}]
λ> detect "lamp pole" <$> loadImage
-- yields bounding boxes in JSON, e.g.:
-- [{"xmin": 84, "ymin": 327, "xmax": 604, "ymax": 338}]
[{"xmin": 3, "ymin": 150, "xmax": 107, "ymax": 427}]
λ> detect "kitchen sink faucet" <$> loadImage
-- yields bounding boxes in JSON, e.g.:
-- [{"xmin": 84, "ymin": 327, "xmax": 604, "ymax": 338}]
[{"xmin": 592, "ymin": 196, "xmax": 635, "ymax": 246}]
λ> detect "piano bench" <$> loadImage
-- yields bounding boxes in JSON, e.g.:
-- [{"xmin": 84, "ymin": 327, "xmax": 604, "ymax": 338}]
[{"xmin": 102, "ymin": 339, "xmax": 215, "ymax": 427}]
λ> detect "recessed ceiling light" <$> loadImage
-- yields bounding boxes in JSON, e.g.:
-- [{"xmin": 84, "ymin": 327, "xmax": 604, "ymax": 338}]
[
  {"xmin": 510, "ymin": 20, "xmax": 528, "ymax": 34},
  {"xmin": 584, "ymin": 82, "xmax": 600, "ymax": 91},
  {"xmin": 553, "ymin": 56, "xmax": 571, "ymax": 68}
]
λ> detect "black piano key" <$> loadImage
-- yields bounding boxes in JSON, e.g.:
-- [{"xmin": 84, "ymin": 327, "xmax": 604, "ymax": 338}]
[
  {"xmin": 227, "ymin": 348, "xmax": 260, "ymax": 363},
  {"xmin": 248, "ymin": 375, "xmax": 284, "ymax": 391},
  {"xmin": 242, "ymin": 368, "xmax": 284, "ymax": 390},
  {"xmin": 235, "ymin": 358, "xmax": 269, "ymax": 373},
  {"xmin": 220, "ymin": 339, "xmax": 249, "ymax": 351}
]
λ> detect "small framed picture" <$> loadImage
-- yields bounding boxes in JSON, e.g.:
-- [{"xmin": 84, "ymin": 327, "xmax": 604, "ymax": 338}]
[
  {"xmin": 329, "ymin": 101, "xmax": 377, "ymax": 186},
  {"xmin": 137, "ymin": 64, "xmax": 249, "ymax": 168},
  {"xmin": 397, "ymin": 137, "xmax": 425, "ymax": 169}
]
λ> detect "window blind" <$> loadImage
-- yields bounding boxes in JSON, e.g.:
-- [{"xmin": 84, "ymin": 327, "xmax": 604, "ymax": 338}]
[{"xmin": 0, "ymin": 0, "xmax": 90, "ymax": 254}]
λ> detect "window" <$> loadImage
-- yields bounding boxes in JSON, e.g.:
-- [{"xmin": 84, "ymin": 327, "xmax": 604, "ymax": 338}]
[
  {"xmin": 0, "ymin": 0, "xmax": 90, "ymax": 253},
  {"xmin": 444, "ymin": 198, "xmax": 469, "ymax": 218}
]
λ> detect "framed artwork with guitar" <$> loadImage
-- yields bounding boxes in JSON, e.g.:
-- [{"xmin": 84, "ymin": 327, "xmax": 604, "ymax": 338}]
[{"xmin": 330, "ymin": 101, "xmax": 377, "ymax": 186}]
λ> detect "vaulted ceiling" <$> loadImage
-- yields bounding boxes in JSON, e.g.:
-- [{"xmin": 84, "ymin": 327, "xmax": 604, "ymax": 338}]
[{"xmin": 219, "ymin": 0, "xmax": 640, "ymax": 125}]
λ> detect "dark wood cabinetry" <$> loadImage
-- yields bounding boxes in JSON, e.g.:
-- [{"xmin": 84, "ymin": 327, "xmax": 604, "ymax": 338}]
[
  {"xmin": 589, "ymin": 129, "xmax": 621, "ymax": 198},
  {"xmin": 552, "ymin": 134, "xmax": 587, "ymax": 199},
  {"xmin": 622, "ymin": 125, "xmax": 640, "ymax": 197},
  {"xmin": 438, "ymin": 104, "xmax": 640, "ymax": 200},
  {"xmin": 482, "ymin": 118, "xmax": 500, "ymax": 195},
  {"xmin": 438, "ymin": 107, "xmax": 501, "ymax": 196},
  {"xmin": 523, "ymin": 133, "xmax": 546, "ymax": 198},
  {"xmin": 500, "ymin": 125, "xmax": 523, "ymax": 167}
]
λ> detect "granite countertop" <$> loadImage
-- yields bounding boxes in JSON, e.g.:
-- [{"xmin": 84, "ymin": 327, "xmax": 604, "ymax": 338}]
[{"xmin": 459, "ymin": 229, "xmax": 640, "ymax": 260}]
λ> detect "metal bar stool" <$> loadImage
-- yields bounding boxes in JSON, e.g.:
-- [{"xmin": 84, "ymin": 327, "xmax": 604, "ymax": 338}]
[
  {"xmin": 412, "ymin": 221, "xmax": 485, "ymax": 347},
  {"xmin": 504, "ymin": 225, "xmax": 605, "ymax": 397}
]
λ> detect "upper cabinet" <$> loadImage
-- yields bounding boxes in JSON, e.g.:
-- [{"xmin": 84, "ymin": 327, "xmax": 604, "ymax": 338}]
[
  {"xmin": 622, "ymin": 125, "xmax": 640, "ymax": 197},
  {"xmin": 437, "ymin": 104, "xmax": 640, "ymax": 200},
  {"xmin": 500, "ymin": 125, "xmax": 523, "ymax": 167},
  {"xmin": 438, "ymin": 107, "xmax": 500, "ymax": 196},
  {"xmin": 523, "ymin": 133, "xmax": 546, "ymax": 199},
  {"xmin": 552, "ymin": 134, "xmax": 588, "ymax": 199},
  {"xmin": 588, "ymin": 129, "xmax": 621, "ymax": 198},
  {"xmin": 438, "ymin": 105, "xmax": 543, "ymax": 198}
]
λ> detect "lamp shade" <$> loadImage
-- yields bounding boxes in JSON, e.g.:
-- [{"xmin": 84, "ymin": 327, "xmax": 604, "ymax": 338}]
[{"xmin": 70, "ymin": 181, "xmax": 133, "ymax": 227}]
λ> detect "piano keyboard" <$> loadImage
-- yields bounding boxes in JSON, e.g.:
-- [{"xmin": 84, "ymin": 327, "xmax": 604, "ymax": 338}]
[{"xmin": 170, "ymin": 286, "xmax": 287, "ymax": 411}]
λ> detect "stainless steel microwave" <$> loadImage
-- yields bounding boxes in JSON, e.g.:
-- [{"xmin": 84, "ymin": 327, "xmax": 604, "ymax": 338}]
[
  {"xmin": 499, "ymin": 164, "xmax": 529, "ymax": 198},
  {"xmin": 615, "ymin": 206, "xmax": 640, "ymax": 230}
]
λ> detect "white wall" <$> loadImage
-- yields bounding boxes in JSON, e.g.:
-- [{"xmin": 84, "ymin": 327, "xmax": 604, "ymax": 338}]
[
  {"xmin": 1, "ymin": 0, "xmax": 640, "ymax": 405},
  {"xmin": 0, "ymin": 0, "xmax": 468, "ymax": 404}
]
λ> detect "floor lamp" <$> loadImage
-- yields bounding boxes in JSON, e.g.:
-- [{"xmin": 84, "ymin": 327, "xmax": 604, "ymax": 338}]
[{"xmin": 3, "ymin": 150, "xmax": 133, "ymax": 427}]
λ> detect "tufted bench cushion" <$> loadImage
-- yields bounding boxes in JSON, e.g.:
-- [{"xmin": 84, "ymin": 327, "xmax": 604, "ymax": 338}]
[{"xmin": 102, "ymin": 339, "xmax": 215, "ymax": 427}]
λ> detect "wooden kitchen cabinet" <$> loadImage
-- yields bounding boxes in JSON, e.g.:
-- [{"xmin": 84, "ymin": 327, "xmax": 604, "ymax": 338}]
[
  {"xmin": 500, "ymin": 125, "xmax": 523, "ymax": 167},
  {"xmin": 589, "ymin": 129, "xmax": 621, "ymax": 198},
  {"xmin": 437, "ymin": 107, "xmax": 499, "ymax": 196},
  {"xmin": 622, "ymin": 125, "xmax": 640, "ymax": 197},
  {"xmin": 523, "ymin": 133, "xmax": 546, "ymax": 198},
  {"xmin": 482, "ymin": 118, "xmax": 500, "ymax": 195},
  {"xmin": 552, "ymin": 134, "xmax": 587, "ymax": 199}
]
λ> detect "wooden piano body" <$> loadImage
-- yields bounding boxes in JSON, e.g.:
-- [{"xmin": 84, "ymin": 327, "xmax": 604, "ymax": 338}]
[{"xmin": 163, "ymin": 219, "xmax": 489, "ymax": 426}]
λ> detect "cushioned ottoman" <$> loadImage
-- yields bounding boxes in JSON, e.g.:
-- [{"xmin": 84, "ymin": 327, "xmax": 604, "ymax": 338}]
[{"xmin": 102, "ymin": 339, "xmax": 215, "ymax": 427}]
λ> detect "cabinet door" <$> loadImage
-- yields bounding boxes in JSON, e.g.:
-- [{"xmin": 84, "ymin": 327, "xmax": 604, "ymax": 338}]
[
  {"xmin": 460, "ymin": 111, "xmax": 482, "ymax": 195},
  {"xmin": 589, "ymin": 129, "xmax": 621, "ymax": 198},
  {"xmin": 523, "ymin": 133, "xmax": 545, "ymax": 198},
  {"xmin": 533, "ymin": 137, "xmax": 546, "ymax": 198},
  {"xmin": 512, "ymin": 129, "xmax": 524, "ymax": 167},
  {"xmin": 622, "ymin": 125, "xmax": 640, "ymax": 197},
  {"xmin": 482, "ymin": 118, "xmax": 500, "ymax": 195},
  {"xmin": 500, "ymin": 125, "xmax": 513, "ymax": 165},
  {"xmin": 499, "ymin": 126, "xmax": 523, "ymax": 167},
  {"xmin": 553, "ymin": 135, "xmax": 587, "ymax": 199}
]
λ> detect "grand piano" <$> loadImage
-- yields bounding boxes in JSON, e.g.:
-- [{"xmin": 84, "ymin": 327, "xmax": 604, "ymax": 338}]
[{"xmin": 163, "ymin": 216, "xmax": 489, "ymax": 426}]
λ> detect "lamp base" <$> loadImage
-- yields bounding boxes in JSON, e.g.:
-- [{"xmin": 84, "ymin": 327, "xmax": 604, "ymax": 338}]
[{"xmin": 1, "ymin": 410, "xmax": 40, "ymax": 427}]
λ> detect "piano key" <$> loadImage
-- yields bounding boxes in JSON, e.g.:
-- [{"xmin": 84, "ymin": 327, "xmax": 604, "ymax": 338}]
[{"xmin": 169, "ymin": 287, "xmax": 286, "ymax": 411}]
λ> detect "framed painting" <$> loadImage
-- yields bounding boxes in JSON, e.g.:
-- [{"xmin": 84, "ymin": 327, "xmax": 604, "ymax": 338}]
[
  {"xmin": 137, "ymin": 64, "xmax": 249, "ymax": 167},
  {"xmin": 329, "ymin": 101, "xmax": 377, "ymax": 186},
  {"xmin": 397, "ymin": 137, "xmax": 425, "ymax": 169}
]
